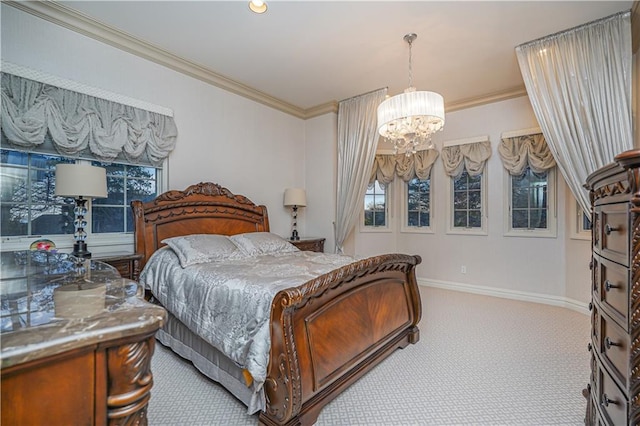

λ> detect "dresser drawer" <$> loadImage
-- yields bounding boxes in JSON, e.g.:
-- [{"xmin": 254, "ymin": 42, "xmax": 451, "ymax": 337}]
[
  {"xmin": 595, "ymin": 203, "xmax": 629, "ymax": 267},
  {"xmin": 597, "ymin": 312, "xmax": 629, "ymax": 391},
  {"xmin": 597, "ymin": 360, "xmax": 628, "ymax": 426},
  {"xmin": 594, "ymin": 255, "xmax": 629, "ymax": 329}
]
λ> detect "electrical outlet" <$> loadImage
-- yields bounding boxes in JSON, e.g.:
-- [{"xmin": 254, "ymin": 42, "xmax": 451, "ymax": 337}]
[{"xmin": 461, "ymin": 265, "xmax": 467, "ymax": 274}]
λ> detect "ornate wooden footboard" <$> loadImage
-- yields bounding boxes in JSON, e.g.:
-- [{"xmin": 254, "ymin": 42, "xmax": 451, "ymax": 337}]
[
  {"xmin": 132, "ymin": 182, "xmax": 422, "ymax": 425},
  {"xmin": 262, "ymin": 253, "xmax": 421, "ymax": 426}
]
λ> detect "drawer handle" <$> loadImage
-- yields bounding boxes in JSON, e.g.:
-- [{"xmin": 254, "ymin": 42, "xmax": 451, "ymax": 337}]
[
  {"xmin": 588, "ymin": 302, "xmax": 593, "ymax": 311},
  {"xmin": 602, "ymin": 393, "xmax": 618, "ymax": 407},
  {"xmin": 605, "ymin": 280, "xmax": 619, "ymax": 291},
  {"xmin": 587, "ymin": 343, "xmax": 592, "ymax": 352},
  {"xmin": 604, "ymin": 224, "xmax": 619, "ymax": 235},
  {"xmin": 605, "ymin": 337, "xmax": 620, "ymax": 350},
  {"xmin": 589, "ymin": 259, "xmax": 594, "ymax": 270}
]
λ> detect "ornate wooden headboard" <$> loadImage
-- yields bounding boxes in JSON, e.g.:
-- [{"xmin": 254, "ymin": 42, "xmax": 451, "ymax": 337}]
[{"xmin": 131, "ymin": 182, "xmax": 270, "ymax": 269}]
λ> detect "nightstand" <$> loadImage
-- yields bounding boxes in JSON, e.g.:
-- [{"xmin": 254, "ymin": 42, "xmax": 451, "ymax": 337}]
[
  {"xmin": 94, "ymin": 252, "xmax": 144, "ymax": 281},
  {"xmin": 289, "ymin": 237, "xmax": 325, "ymax": 253}
]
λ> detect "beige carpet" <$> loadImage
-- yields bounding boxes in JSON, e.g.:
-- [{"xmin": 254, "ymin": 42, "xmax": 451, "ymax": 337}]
[{"xmin": 148, "ymin": 286, "xmax": 590, "ymax": 425}]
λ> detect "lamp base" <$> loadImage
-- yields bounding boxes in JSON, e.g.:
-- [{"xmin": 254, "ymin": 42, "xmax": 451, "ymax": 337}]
[
  {"xmin": 72, "ymin": 241, "xmax": 92, "ymax": 259},
  {"xmin": 290, "ymin": 230, "xmax": 300, "ymax": 241}
]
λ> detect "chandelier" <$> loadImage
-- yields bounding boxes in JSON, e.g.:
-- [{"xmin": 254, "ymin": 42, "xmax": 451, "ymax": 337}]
[{"xmin": 377, "ymin": 33, "xmax": 445, "ymax": 155}]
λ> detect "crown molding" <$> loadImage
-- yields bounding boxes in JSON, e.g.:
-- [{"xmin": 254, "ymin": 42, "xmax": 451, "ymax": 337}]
[
  {"xmin": 6, "ymin": 0, "xmax": 309, "ymax": 118},
  {"xmin": 445, "ymin": 85, "xmax": 528, "ymax": 112},
  {"xmin": 7, "ymin": 1, "xmax": 530, "ymax": 120}
]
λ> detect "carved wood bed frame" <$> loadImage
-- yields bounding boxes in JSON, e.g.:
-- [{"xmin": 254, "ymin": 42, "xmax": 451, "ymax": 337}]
[{"xmin": 132, "ymin": 182, "xmax": 422, "ymax": 426}]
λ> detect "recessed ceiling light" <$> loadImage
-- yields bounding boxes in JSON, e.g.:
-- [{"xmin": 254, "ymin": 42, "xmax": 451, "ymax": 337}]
[{"xmin": 249, "ymin": 0, "xmax": 267, "ymax": 14}]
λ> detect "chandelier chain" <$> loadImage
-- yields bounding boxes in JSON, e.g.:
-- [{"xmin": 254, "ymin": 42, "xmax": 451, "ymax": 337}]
[{"xmin": 407, "ymin": 36, "xmax": 413, "ymax": 88}]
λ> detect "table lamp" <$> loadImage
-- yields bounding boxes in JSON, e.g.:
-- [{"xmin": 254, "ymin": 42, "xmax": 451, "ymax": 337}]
[
  {"xmin": 55, "ymin": 164, "xmax": 107, "ymax": 258},
  {"xmin": 284, "ymin": 188, "xmax": 306, "ymax": 241}
]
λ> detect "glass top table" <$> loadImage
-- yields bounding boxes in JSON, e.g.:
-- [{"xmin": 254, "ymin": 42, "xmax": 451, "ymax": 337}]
[{"xmin": 0, "ymin": 251, "xmax": 164, "ymax": 368}]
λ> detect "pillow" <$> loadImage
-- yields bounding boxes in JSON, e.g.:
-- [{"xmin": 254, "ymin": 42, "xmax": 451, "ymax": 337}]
[
  {"xmin": 230, "ymin": 232, "xmax": 298, "ymax": 257},
  {"xmin": 162, "ymin": 234, "xmax": 239, "ymax": 268}
]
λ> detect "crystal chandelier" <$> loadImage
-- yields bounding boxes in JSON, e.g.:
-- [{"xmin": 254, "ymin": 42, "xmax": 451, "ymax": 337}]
[{"xmin": 377, "ymin": 33, "xmax": 445, "ymax": 155}]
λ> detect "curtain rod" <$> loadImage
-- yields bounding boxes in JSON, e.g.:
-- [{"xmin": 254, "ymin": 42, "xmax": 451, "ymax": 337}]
[{"xmin": 517, "ymin": 9, "xmax": 630, "ymax": 50}]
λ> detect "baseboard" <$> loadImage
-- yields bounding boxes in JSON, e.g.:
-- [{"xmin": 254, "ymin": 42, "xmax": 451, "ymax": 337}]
[{"xmin": 418, "ymin": 278, "xmax": 589, "ymax": 316}]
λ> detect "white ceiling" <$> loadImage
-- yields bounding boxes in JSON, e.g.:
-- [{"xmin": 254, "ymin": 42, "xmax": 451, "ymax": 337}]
[{"xmin": 57, "ymin": 1, "xmax": 633, "ymax": 114}]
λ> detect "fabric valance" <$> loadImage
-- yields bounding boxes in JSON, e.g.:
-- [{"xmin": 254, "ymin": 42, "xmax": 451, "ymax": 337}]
[
  {"xmin": 441, "ymin": 140, "xmax": 492, "ymax": 177},
  {"xmin": 369, "ymin": 149, "xmax": 439, "ymax": 184},
  {"xmin": 1, "ymin": 72, "xmax": 177, "ymax": 166},
  {"xmin": 498, "ymin": 132, "xmax": 556, "ymax": 176}
]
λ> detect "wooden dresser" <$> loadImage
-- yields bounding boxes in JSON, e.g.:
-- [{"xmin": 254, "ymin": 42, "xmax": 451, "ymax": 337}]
[
  {"xmin": 585, "ymin": 149, "xmax": 640, "ymax": 425},
  {"xmin": 0, "ymin": 252, "xmax": 166, "ymax": 425}
]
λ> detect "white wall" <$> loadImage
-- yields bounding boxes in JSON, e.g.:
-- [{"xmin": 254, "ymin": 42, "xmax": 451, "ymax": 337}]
[
  {"xmin": 355, "ymin": 97, "xmax": 592, "ymax": 305},
  {"xmin": 1, "ymin": 5, "xmax": 308, "ymax": 242},
  {"xmin": 2, "ymin": 4, "xmax": 614, "ymax": 308}
]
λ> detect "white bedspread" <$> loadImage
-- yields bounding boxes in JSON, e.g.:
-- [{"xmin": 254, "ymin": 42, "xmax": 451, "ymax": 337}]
[{"xmin": 140, "ymin": 247, "xmax": 354, "ymax": 404}]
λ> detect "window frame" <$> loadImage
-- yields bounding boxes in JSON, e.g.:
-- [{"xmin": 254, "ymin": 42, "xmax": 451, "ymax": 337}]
[
  {"xmin": 0, "ymin": 150, "xmax": 167, "ymax": 252},
  {"xmin": 569, "ymin": 199, "xmax": 592, "ymax": 241},
  {"xmin": 401, "ymin": 176, "xmax": 435, "ymax": 234},
  {"xmin": 446, "ymin": 169, "xmax": 488, "ymax": 236},
  {"xmin": 503, "ymin": 166, "xmax": 557, "ymax": 238},
  {"xmin": 360, "ymin": 179, "xmax": 392, "ymax": 233}
]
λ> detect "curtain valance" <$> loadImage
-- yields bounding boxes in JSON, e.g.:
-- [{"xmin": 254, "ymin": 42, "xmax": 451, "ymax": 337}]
[
  {"xmin": 498, "ymin": 132, "xmax": 556, "ymax": 176},
  {"xmin": 1, "ymin": 72, "xmax": 177, "ymax": 166},
  {"xmin": 369, "ymin": 149, "xmax": 439, "ymax": 184},
  {"xmin": 441, "ymin": 140, "xmax": 492, "ymax": 177}
]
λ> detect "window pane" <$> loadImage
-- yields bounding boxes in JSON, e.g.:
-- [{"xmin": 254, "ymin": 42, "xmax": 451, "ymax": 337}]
[
  {"xmin": 408, "ymin": 211, "xmax": 419, "ymax": 226},
  {"xmin": 93, "ymin": 206, "xmax": 125, "ymax": 233},
  {"xmin": 453, "ymin": 192, "xmax": 467, "ymax": 210},
  {"xmin": 510, "ymin": 167, "xmax": 550, "ymax": 231},
  {"xmin": 364, "ymin": 179, "xmax": 387, "ymax": 227},
  {"xmin": 468, "ymin": 190, "xmax": 481, "ymax": 210},
  {"xmin": 468, "ymin": 174, "xmax": 482, "ymax": 190},
  {"xmin": 582, "ymin": 213, "xmax": 593, "ymax": 231},
  {"xmin": 512, "ymin": 210, "xmax": 528, "ymax": 228},
  {"xmin": 419, "ymin": 211, "xmax": 429, "ymax": 227},
  {"xmin": 468, "ymin": 211, "xmax": 482, "ymax": 228},
  {"xmin": 454, "ymin": 211, "xmax": 467, "ymax": 227},
  {"xmin": 512, "ymin": 188, "xmax": 528, "ymax": 208}
]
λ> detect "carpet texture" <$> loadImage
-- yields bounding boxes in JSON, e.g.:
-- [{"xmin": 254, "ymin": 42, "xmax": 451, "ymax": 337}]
[{"xmin": 148, "ymin": 286, "xmax": 590, "ymax": 425}]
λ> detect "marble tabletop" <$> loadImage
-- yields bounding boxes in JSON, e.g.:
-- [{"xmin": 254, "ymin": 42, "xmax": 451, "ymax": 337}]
[{"xmin": 0, "ymin": 251, "xmax": 166, "ymax": 369}]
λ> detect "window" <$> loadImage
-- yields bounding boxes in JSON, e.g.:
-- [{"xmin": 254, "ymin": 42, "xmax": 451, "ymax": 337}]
[
  {"xmin": 402, "ymin": 177, "xmax": 433, "ymax": 233},
  {"xmin": 505, "ymin": 166, "xmax": 556, "ymax": 237},
  {"xmin": 92, "ymin": 162, "xmax": 158, "ymax": 233},
  {"xmin": 1, "ymin": 150, "xmax": 73, "ymax": 237},
  {"xmin": 1, "ymin": 148, "xmax": 162, "ymax": 248},
  {"xmin": 363, "ymin": 180, "xmax": 388, "ymax": 229},
  {"xmin": 448, "ymin": 170, "xmax": 486, "ymax": 234},
  {"xmin": 570, "ymin": 200, "xmax": 592, "ymax": 240}
]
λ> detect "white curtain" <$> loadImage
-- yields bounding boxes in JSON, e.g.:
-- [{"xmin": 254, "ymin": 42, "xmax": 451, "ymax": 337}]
[
  {"xmin": 334, "ymin": 88, "xmax": 387, "ymax": 253},
  {"xmin": 516, "ymin": 11, "xmax": 633, "ymax": 214},
  {"xmin": 1, "ymin": 73, "xmax": 177, "ymax": 166}
]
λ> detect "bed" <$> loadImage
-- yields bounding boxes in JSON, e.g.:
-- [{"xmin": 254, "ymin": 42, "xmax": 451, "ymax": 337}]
[{"xmin": 132, "ymin": 182, "xmax": 422, "ymax": 426}]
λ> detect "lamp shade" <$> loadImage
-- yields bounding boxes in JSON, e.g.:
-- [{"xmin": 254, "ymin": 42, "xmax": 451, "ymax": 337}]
[
  {"xmin": 283, "ymin": 188, "xmax": 307, "ymax": 207},
  {"xmin": 55, "ymin": 164, "xmax": 108, "ymax": 198}
]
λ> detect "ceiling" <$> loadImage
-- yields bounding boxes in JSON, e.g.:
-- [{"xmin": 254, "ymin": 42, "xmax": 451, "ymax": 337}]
[{"xmin": 28, "ymin": 1, "xmax": 636, "ymax": 116}]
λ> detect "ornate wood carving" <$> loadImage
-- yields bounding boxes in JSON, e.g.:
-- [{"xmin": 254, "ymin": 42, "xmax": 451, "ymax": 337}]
[
  {"xmin": 106, "ymin": 336, "xmax": 155, "ymax": 426},
  {"xmin": 628, "ymin": 168, "xmax": 640, "ymax": 424}
]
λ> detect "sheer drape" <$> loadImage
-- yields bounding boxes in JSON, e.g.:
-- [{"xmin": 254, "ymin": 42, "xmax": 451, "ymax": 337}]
[
  {"xmin": 498, "ymin": 133, "xmax": 556, "ymax": 175},
  {"xmin": 1, "ymin": 73, "xmax": 177, "ymax": 166},
  {"xmin": 370, "ymin": 149, "xmax": 439, "ymax": 184},
  {"xmin": 335, "ymin": 88, "xmax": 387, "ymax": 253},
  {"xmin": 516, "ymin": 11, "xmax": 633, "ymax": 214},
  {"xmin": 441, "ymin": 141, "xmax": 492, "ymax": 177}
]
